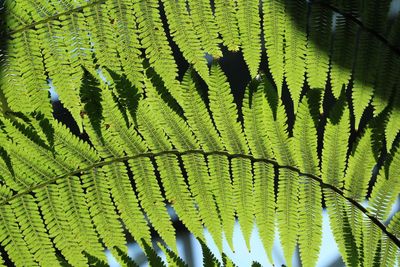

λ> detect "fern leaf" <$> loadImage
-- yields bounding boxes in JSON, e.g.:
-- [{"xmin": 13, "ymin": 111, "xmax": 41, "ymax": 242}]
[
  {"xmin": 321, "ymin": 99, "xmax": 350, "ymax": 186},
  {"xmin": 100, "ymin": 80, "xmax": 177, "ymax": 250},
  {"xmin": 161, "ymin": 0, "xmax": 209, "ymax": 81},
  {"xmin": 104, "ymin": 162, "xmax": 152, "ymax": 247},
  {"xmin": 262, "ymin": 79, "xmax": 298, "ymax": 265},
  {"xmin": 0, "ymin": 202, "xmax": 37, "ymax": 266},
  {"xmin": 105, "ymin": 0, "xmax": 143, "ymax": 90},
  {"xmin": 35, "ymin": 185, "xmax": 88, "ymax": 266},
  {"xmin": 82, "ymin": 4, "xmax": 121, "ymax": 73},
  {"xmin": 37, "ymin": 19, "xmax": 83, "ymax": 128},
  {"xmin": 5, "ymin": 31, "xmax": 51, "ymax": 116},
  {"xmin": 242, "ymin": 80, "xmax": 274, "ymax": 260},
  {"xmin": 145, "ymin": 81, "xmax": 222, "ymax": 250},
  {"xmin": 283, "ymin": 0, "xmax": 307, "ymax": 112},
  {"xmin": 344, "ymin": 128, "xmax": 375, "ymax": 257},
  {"xmin": 157, "ymin": 242, "xmax": 189, "ymax": 267},
  {"xmin": 324, "ymin": 190, "xmax": 359, "ymax": 267},
  {"xmin": 53, "ymin": 121, "xmax": 99, "ymax": 168},
  {"xmin": 306, "ymin": 4, "xmax": 332, "ymax": 89},
  {"xmin": 208, "ymin": 64, "xmax": 253, "ymax": 248},
  {"xmin": 81, "ymin": 168, "xmax": 126, "ymax": 249},
  {"xmin": 385, "ymin": 92, "xmax": 400, "ymax": 151},
  {"xmin": 236, "ymin": 0, "xmax": 262, "ymax": 77},
  {"xmin": 11, "ymin": 195, "xmax": 59, "ymax": 266},
  {"xmin": 293, "ymin": 93, "xmax": 322, "ymax": 267},
  {"xmin": 207, "ymin": 154, "xmax": 235, "ymax": 250},
  {"xmin": 208, "ymin": 64, "xmax": 248, "ymax": 154},
  {"xmin": 128, "ymin": 158, "xmax": 176, "ymax": 251},
  {"xmin": 186, "ymin": 0, "xmax": 222, "ymax": 57},
  {"xmin": 344, "ymin": 128, "xmax": 375, "ymax": 200},
  {"xmin": 132, "ymin": 0, "xmax": 178, "ymax": 90},
  {"xmin": 372, "ymin": 16, "xmax": 400, "ymax": 115},
  {"xmin": 57, "ymin": 176, "xmax": 106, "ymax": 261},
  {"xmin": 263, "ymin": 0, "xmax": 285, "ymax": 94},
  {"xmin": 136, "ymin": 99, "xmax": 204, "ymax": 239},
  {"xmin": 352, "ymin": 32, "xmax": 379, "ymax": 129},
  {"xmin": 214, "ymin": 0, "xmax": 240, "ymax": 51},
  {"xmin": 330, "ymin": 16, "xmax": 358, "ymax": 98},
  {"xmin": 380, "ymin": 212, "xmax": 400, "ymax": 266}
]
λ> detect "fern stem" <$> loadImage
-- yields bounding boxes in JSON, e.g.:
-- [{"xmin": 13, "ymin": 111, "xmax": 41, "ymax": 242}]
[{"xmin": 1, "ymin": 149, "xmax": 399, "ymax": 248}]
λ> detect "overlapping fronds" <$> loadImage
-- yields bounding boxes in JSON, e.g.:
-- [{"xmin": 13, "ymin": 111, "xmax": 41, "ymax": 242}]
[{"xmin": 1, "ymin": 0, "xmax": 400, "ymax": 266}]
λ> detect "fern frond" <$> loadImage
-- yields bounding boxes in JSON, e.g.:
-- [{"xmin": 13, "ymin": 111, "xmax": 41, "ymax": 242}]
[
  {"xmin": 372, "ymin": 16, "xmax": 400, "ymax": 115},
  {"xmin": 104, "ymin": 162, "xmax": 152, "ymax": 247},
  {"xmin": 35, "ymin": 185, "xmax": 88, "ymax": 266},
  {"xmin": 236, "ymin": 0, "xmax": 261, "ymax": 77},
  {"xmin": 105, "ymin": 0, "xmax": 143, "ymax": 90},
  {"xmin": 263, "ymin": 0, "xmax": 285, "ymax": 94},
  {"xmin": 344, "ymin": 128, "xmax": 375, "ymax": 257},
  {"xmin": 145, "ymin": 79, "xmax": 222, "ymax": 250},
  {"xmin": 0, "ymin": 190, "xmax": 37, "ymax": 266},
  {"xmin": 186, "ymin": 0, "xmax": 221, "ymax": 57},
  {"xmin": 214, "ymin": 0, "xmax": 240, "ymax": 51},
  {"xmin": 324, "ymin": 190, "xmax": 359, "ymax": 267},
  {"xmin": 262, "ymin": 79, "xmax": 298, "ymax": 265},
  {"xmin": 132, "ymin": 0, "xmax": 178, "ymax": 90},
  {"xmin": 4, "ymin": 31, "xmax": 51, "ymax": 116},
  {"xmin": 330, "ymin": 17, "xmax": 357, "ymax": 98},
  {"xmin": 242, "ymin": 80, "xmax": 274, "ymax": 260},
  {"xmin": 306, "ymin": 4, "xmax": 332, "ymax": 89},
  {"xmin": 179, "ymin": 71, "xmax": 235, "ymax": 248},
  {"xmin": 322, "ymin": 100, "xmax": 355, "ymax": 265},
  {"xmin": 11, "ymin": 195, "xmax": 59, "ymax": 266},
  {"xmin": 81, "ymin": 168, "xmax": 126, "ymax": 249},
  {"xmin": 293, "ymin": 93, "xmax": 322, "ymax": 267},
  {"xmin": 128, "ymin": 158, "xmax": 175, "ymax": 250},
  {"xmin": 161, "ymin": 0, "xmax": 209, "ymax": 81},
  {"xmin": 136, "ymin": 99, "xmax": 204, "ymax": 239},
  {"xmin": 208, "ymin": 64, "xmax": 252, "ymax": 248},
  {"xmin": 380, "ymin": 212, "xmax": 400, "ymax": 266},
  {"xmin": 57, "ymin": 176, "xmax": 106, "ymax": 261},
  {"xmin": 208, "ymin": 64, "xmax": 248, "ymax": 154},
  {"xmin": 283, "ymin": 0, "xmax": 307, "ymax": 112},
  {"xmin": 385, "ymin": 92, "xmax": 400, "ymax": 151},
  {"xmin": 352, "ymin": 32, "xmax": 379, "ymax": 129},
  {"xmin": 37, "ymin": 19, "xmax": 83, "ymax": 127}
]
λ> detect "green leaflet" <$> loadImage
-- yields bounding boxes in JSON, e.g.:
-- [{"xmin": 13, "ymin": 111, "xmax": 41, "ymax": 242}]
[
  {"xmin": 385, "ymin": 91, "xmax": 400, "ymax": 151},
  {"xmin": 306, "ymin": 4, "xmax": 332, "ymax": 90},
  {"xmin": 381, "ymin": 213, "xmax": 400, "ymax": 266},
  {"xmin": 132, "ymin": 0, "xmax": 178, "ymax": 90},
  {"xmin": 144, "ymin": 77, "xmax": 222, "ymax": 250},
  {"xmin": 214, "ymin": 0, "xmax": 240, "ymax": 51},
  {"xmin": 186, "ymin": 0, "xmax": 221, "ymax": 57},
  {"xmin": 283, "ymin": 0, "xmax": 307, "ymax": 112},
  {"xmin": 161, "ymin": 0, "xmax": 209, "ymax": 81},
  {"xmin": 321, "ymin": 99, "xmax": 356, "ymax": 266},
  {"xmin": 293, "ymin": 92, "xmax": 322, "ymax": 267},
  {"xmin": 236, "ymin": 0, "xmax": 262, "ymax": 77},
  {"xmin": 11, "ymin": 195, "xmax": 59, "ymax": 267},
  {"xmin": 242, "ymin": 79, "xmax": 274, "ymax": 260},
  {"xmin": 352, "ymin": 32, "xmax": 379, "ymax": 129},
  {"xmin": 330, "ymin": 16, "xmax": 358, "ymax": 99},
  {"xmin": 207, "ymin": 64, "xmax": 253, "ymax": 249},
  {"xmin": 136, "ymin": 98, "xmax": 204, "ymax": 240},
  {"xmin": 179, "ymin": 71, "xmax": 235, "ymax": 248},
  {"xmin": 261, "ymin": 78, "xmax": 298, "ymax": 266},
  {"xmin": 263, "ymin": 0, "xmax": 285, "ymax": 94},
  {"xmin": 344, "ymin": 128, "xmax": 375, "ymax": 258}
]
